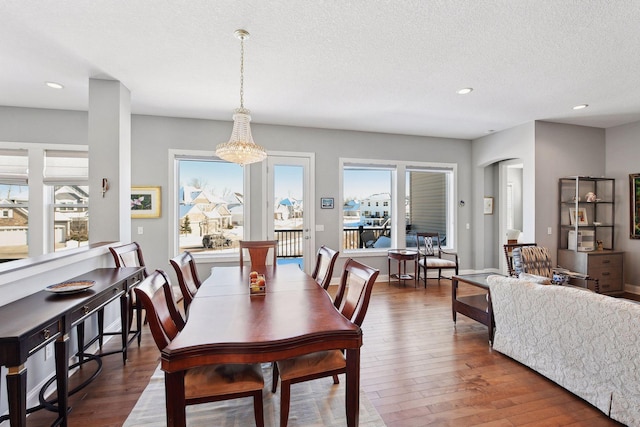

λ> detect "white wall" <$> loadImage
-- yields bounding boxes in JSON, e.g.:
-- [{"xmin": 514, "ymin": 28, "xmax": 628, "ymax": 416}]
[{"xmin": 606, "ymin": 120, "xmax": 640, "ymax": 292}]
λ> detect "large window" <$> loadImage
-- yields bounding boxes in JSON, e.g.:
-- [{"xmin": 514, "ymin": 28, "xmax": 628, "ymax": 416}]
[
  {"xmin": 341, "ymin": 159, "xmax": 455, "ymax": 252},
  {"xmin": 172, "ymin": 153, "xmax": 247, "ymax": 258},
  {"xmin": 0, "ymin": 144, "xmax": 89, "ymax": 262}
]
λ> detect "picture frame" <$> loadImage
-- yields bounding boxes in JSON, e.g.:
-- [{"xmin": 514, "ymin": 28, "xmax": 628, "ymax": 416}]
[
  {"xmin": 569, "ymin": 207, "xmax": 588, "ymax": 226},
  {"xmin": 483, "ymin": 197, "xmax": 494, "ymax": 215},
  {"xmin": 320, "ymin": 197, "xmax": 334, "ymax": 209},
  {"xmin": 630, "ymin": 174, "xmax": 640, "ymax": 238},
  {"xmin": 131, "ymin": 186, "xmax": 161, "ymax": 218}
]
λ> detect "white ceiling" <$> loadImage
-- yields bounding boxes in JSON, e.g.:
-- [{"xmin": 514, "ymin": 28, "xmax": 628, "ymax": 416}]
[{"xmin": 2, "ymin": 1, "xmax": 640, "ymax": 140}]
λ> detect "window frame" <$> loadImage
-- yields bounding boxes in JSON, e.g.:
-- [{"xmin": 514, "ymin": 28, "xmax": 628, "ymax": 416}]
[
  {"xmin": 339, "ymin": 157, "xmax": 457, "ymax": 255},
  {"xmin": 0, "ymin": 142, "xmax": 89, "ymax": 260},
  {"xmin": 168, "ymin": 149, "xmax": 251, "ymax": 263}
]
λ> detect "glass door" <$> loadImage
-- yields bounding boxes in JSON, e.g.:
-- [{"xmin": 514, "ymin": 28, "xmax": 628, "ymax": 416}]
[{"xmin": 266, "ymin": 154, "xmax": 314, "ymax": 273}]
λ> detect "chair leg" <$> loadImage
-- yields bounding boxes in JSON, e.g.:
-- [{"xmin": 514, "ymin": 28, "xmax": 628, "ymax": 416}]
[
  {"xmin": 271, "ymin": 362, "xmax": 279, "ymax": 393},
  {"xmin": 332, "ymin": 374, "xmax": 339, "ymax": 384},
  {"xmin": 77, "ymin": 321, "xmax": 85, "ymax": 365},
  {"xmin": 135, "ymin": 300, "xmax": 143, "ymax": 346},
  {"xmin": 280, "ymin": 379, "xmax": 291, "ymax": 427},
  {"xmin": 253, "ymin": 390, "xmax": 264, "ymax": 427}
]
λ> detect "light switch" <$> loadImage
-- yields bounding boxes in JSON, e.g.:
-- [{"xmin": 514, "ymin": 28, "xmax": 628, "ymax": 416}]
[
  {"xmin": 315, "ymin": 224, "xmax": 324, "ymax": 232},
  {"xmin": 137, "ymin": 226, "xmax": 144, "ymax": 235},
  {"xmin": 547, "ymin": 227, "xmax": 552, "ymax": 235}
]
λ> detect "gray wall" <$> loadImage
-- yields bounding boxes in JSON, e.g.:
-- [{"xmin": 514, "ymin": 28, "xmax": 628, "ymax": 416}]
[
  {"xmin": 131, "ymin": 114, "xmax": 473, "ymax": 276},
  {"xmin": 605, "ymin": 120, "xmax": 640, "ymax": 293}
]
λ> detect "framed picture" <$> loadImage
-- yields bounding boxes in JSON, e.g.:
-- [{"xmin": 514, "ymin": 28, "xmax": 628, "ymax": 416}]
[
  {"xmin": 320, "ymin": 197, "xmax": 334, "ymax": 209},
  {"xmin": 483, "ymin": 197, "xmax": 494, "ymax": 215},
  {"xmin": 131, "ymin": 186, "xmax": 161, "ymax": 218},
  {"xmin": 630, "ymin": 174, "xmax": 640, "ymax": 238},
  {"xmin": 569, "ymin": 207, "xmax": 588, "ymax": 226}
]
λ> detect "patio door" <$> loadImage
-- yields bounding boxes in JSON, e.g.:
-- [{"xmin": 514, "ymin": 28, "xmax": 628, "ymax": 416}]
[{"xmin": 266, "ymin": 153, "xmax": 315, "ymax": 273}]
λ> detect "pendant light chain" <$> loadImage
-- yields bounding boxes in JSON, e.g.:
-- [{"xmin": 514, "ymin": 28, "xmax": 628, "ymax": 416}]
[{"xmin": 239, "ymin": 34, "xmax": 245, "ymax": 110}]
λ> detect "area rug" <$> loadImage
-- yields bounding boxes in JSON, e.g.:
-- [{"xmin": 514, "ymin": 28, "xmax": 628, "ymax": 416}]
[{"xmin": 124, "ymin": 364, "xmax": 386, "ymax": 427}]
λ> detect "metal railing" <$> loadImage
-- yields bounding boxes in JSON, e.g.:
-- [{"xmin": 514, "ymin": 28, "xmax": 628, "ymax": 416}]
[{"xmin": 274, "ymin": 226, "xmax": 390, "ymax": 256}]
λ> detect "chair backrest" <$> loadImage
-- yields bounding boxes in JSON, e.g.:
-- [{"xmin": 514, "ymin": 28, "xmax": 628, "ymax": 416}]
[
  {"xmin": 333, "ymin": 258, "xmax": 379, "ymax": 326},
  {"xmin": 170, "ymin": 251, "xmax": 201, "ymax": 311},
  {"xmin": 134, "ymin": 270, "xmax": 185, "ymax": 351},
  {"xmin": 503, "ymin": 242, "xmax": 538, "ymax": 276},
  {"xmin": 109, "ymin": 242, "xmax": 149, "ymax": 276},
  {"xmin": 311, "ymin": 246, "xmax": 339, "ymax": 290},
  {"xmin": 512, "ymin": 245, "xmax": 553, "ymax": 278},
  {"xmin": 239, "ymin": 240, "xmax": 277, "ymax": 270},
  {"xmin": 415, "ymin": 232, "xmax": 442, "ymax": 257}
]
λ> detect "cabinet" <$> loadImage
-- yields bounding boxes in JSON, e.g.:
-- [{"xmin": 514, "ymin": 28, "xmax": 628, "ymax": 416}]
[
  {"xmin": 558, "ymin": 250, "xmax": 624, "ymax": 295},
  {"xmin": 558, "ymin": 176, "xmax": 623, "ymax": 295}
]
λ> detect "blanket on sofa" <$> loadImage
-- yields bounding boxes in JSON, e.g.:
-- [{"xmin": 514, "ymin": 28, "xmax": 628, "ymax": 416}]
[{"xmin": 487, "ymin": 275, "xmax": 640, "ymax": 427}]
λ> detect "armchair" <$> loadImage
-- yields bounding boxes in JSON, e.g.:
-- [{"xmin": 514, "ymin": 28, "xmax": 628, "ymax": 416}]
[{"xmin": 415, "ymin": 232, "xmax": 458, "ymax": 287}]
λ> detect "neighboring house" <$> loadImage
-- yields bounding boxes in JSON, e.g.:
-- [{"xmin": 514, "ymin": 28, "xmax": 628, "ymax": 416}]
[
  {"xmin": 343, "ymin": 200, "xmax": 362, "ymax": 226},
  {"xmin": 0, "ymin": 200, "xmax": 29, "ymax": 248},
  {"xmin": 361, "ymin": 193, "xmax": 391, "ymax": 226},
  {"xmin": 178, "ymin": 187, "xmax": 235, "ymax": 239}
]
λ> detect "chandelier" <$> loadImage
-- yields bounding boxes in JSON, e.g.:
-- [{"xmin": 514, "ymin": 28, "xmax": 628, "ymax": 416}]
[{"xmin": 215, "ymin": 29, "xmax": 267, "ymax": 166}]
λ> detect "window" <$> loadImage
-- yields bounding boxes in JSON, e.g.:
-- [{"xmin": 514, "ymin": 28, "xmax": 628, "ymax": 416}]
[
  {"xmin": 342, "ymin": 164, "xmax": 393, "ymax": 250},
  {"xmin": 0, "ymin": 149, "xmax": 29, "ymax": 261},
  {"xmin": 341, "ymin": 159, "xmax": 456, "ymax": 252},
  {"xmin": 405, "ymin": 167, "xmax": 454, "ymax": 248},
  {"xmin": 172, "ymin": 153, "xmax": 247, "ymax": 259},
  {"xmin": 0, "ymin": 144, "xmax": 88, "ymax": 262}
]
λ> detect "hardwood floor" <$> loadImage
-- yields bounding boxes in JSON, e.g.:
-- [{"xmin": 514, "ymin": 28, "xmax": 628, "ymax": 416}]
[{"xmin": 25, "ymin": 279, "xmax": 627, "ymax": 426}]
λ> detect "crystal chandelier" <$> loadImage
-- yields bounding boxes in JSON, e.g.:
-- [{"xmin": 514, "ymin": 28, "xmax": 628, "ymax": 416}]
[{"xmin": 215, "ymin": 29, "xmax": 267, "ymax": 166}]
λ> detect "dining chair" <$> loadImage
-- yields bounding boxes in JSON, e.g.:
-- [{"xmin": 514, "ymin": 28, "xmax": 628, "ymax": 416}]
[
  {"xmin": 310, "ymin": 245, "xmax": 339, "ymax": 292},
  {"xmin": 271, "ymin": 258, "xmax": 379, "ymax": 427},
  {"xmin": 415, "ymin": 232, "xmax": 458, "ymax": 287},
  {"xmin": 239, "ymin": 240, "xmax": 278, "ymax": 271},
  {"xmin": 170, "ymin": 251, "xmax": 201, "ymax": 315},
  {"xmin": 134, "ymin": 270, "xmax": 265, "ymax": 427},
  {"xmin": 109, "ymin": 242, "xmax": 148, "ymax": 347}
]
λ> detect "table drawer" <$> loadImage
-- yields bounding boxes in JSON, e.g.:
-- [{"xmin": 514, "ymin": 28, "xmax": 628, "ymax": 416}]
[
  {"xmin": 27, "ymin": 319, "xmax": 62, "ymax": 355},
  {"xmin": 588, "ymin": 254, "xmax": 622, "ymax": 270},
  {"xmin": 70, "ymin": 285, "xmax": 124, "ymax": 326}
]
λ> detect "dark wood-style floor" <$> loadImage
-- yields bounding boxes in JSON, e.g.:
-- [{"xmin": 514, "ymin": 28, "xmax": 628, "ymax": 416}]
[{"xmin": 25, "ymin": 279, "xmax": 631, "ymax": 427}]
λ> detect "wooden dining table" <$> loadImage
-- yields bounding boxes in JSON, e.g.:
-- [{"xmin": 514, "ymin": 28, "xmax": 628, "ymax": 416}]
[{"xmin": 160, "ymin": 264, "xmax": 363, "ymax": 427}]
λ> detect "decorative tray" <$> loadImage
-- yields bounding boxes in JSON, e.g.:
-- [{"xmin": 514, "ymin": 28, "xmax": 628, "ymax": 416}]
[
  {"xmin": 45, "ymin": 280, "xmax": 95, "ymax": 294},
  {"xmin": 249, "ymin": 272, "xmax": 266, "ymax": 296}
]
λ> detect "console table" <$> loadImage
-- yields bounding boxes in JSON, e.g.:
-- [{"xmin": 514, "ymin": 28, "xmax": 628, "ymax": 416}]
[{"xmin": 0, "ymin": 267, "xmax": 144, "ymax": 427}]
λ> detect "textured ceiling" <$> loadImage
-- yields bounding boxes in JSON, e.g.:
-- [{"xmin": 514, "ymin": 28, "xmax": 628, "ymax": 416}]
[{"xmin": 2, "ymin": 1, "xmax": 640, "ymax": 140}]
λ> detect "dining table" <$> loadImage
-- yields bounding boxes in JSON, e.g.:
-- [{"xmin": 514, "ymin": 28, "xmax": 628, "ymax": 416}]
[{"xmin": 160, "ymin": 263, "xmax": 363, "ymax": 427}]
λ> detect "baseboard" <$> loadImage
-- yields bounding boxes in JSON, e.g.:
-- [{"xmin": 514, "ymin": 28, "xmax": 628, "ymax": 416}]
[{"xmin": 625, "ymin": 283, "xmax": 640, "ymax": 295}]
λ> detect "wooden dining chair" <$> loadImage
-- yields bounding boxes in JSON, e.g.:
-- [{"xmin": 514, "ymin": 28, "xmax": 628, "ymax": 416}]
[
  {"xmin": 415, "ymin": 232, "xmax": 458, "ymax": 287},
  {"xmin": 135, "ymin": 270, "xmax": 265, "ymax": 427},
  {"xmin": 109, "ymin": 242, "xmax": 148, "ymax": 347},
  {"xmin": 239, "ymin": 240, "xmax": 278, "ymax": 271},
  {"xmin": 311, "ymin": 245, "xmax": 339, "ymax": 292},
  {"xmin": 170, "ymin": 251, "xmax": 201, "ymax": 315},
  {"xmin": 271, "ymin": 258, "xmax": 379, "ymax": 427}
]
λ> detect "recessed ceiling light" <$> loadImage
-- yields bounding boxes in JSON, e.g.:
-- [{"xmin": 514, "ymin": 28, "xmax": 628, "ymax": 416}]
[
  {"xmin": 457, "ymin": 87, "xmax": 473, "ymax": 95},
  {"xmin": 573, "ymin": 104, "xmax": 588, "ymax": 110},
  {"xmin": 45, "ymin": 81, "xmax": 64, "ymax": 89}
]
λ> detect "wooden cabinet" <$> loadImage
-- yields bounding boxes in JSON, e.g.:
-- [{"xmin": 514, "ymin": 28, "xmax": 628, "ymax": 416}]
[{"xmin": 558, "ymin": 249, "xmax": 624, "ymax": 295}]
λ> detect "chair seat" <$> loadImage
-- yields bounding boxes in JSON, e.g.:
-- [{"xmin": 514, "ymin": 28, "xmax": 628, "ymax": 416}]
[
  {"xmin": 419, "ymin": 258, "xmax": 457, "ymax": 268},
  {"xmin": 277, "ymin": 350, "xmax": 345, "ymax": 382},
  {"xmin": 186, "ymin": 363, "xmax": 264, "ymax": 400}
]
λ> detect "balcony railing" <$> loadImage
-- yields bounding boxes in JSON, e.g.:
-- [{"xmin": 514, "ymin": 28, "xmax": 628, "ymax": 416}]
[{"xmin": 274, "ymin": 226, "xmax": 390, "ymax": 257}]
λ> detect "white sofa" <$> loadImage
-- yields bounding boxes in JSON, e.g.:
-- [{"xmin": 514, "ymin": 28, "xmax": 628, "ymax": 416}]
[{"xmin": 487, "ymin": 275, "xmax": 640, "ymax": 427}]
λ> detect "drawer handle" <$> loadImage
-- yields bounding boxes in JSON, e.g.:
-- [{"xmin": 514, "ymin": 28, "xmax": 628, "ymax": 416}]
[
  {"xmin": 83, "ymin": 305, "xmax": 90, "ymax": 315},
  {"xmin": 602, "ymin": 272, "xmax": 610, "ymax": 276},
  {"xmin": 43, "ymin": 329, "xmax": 50, "ymax": 340},
  {"xmin": 602, "ymin": 260, "xmax": 610, "ymax": 264}
]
